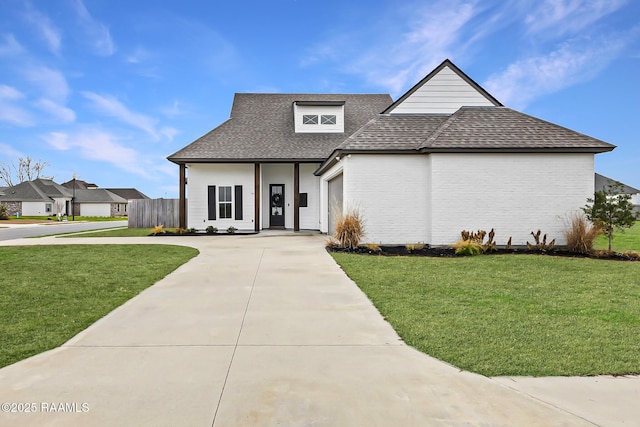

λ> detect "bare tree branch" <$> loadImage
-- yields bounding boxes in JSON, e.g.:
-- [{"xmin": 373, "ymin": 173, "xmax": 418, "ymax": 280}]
[{"xmin": 0, "ymin": 157, "xmax": 51, "ymax": 186}]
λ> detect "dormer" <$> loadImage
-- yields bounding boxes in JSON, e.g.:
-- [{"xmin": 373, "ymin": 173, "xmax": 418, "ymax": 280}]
[{"xmin": 293, "ymin": 100, "xmax": 345, "ymax": 133}]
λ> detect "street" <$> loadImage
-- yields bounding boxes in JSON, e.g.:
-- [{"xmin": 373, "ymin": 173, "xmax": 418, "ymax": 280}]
[{"xmin": 0, "ymin": 220, "xmax": 128, "ymax": 241}]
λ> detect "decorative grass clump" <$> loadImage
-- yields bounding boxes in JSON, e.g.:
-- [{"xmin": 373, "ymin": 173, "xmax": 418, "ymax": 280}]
[
  {"xmin": 333, "ymin": 207, "xmax": 364, "ymax": 249},
  {"xmin": 451, "ymin": 239, "xmax": 484, "ymax": 256},
  {"xmin": 565, "ymin": 212, "xmax": 601, "ymax": 254}
]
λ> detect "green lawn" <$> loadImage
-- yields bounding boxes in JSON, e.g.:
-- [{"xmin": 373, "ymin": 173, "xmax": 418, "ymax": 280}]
[
  {"xmin": 0, "ymin": 245, "xmax": 199, "ymax": 368},
  {"xmin": 332, "ymin": 253, "xmax": 640, "ymax": 377},
  {"xmin": 594, "ymin": 221, "xmax": 640, "ymax": 252}
]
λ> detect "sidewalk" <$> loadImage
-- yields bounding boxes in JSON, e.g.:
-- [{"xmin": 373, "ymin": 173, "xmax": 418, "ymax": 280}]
[{"xmin": 0, "ymin": 234, "xmax": 637, "ymax": 426}]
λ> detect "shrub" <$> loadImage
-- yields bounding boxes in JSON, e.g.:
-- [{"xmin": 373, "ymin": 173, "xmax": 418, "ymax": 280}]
[
  {"xmin": 364, "ymin": 243, "xmax": 382, "ymax": 253},
  {"xmin": 526, "ymin": 230, "xmax": 555, "ymax": 251},
  {"xmin": 0, "ymin": 205, "xmax": 8, "ymax": 220},
  {"xmin": 205, "ymin": 226, "xmax": 218, "ymax": 234},
  {"xmin": 451, "ymin": 239, "xmax": 484, "ymax": 256},
  {"xmin": 151, "ymin": 225, "xmax": 164, "ymax": 235},
  {"xmin": 333, "ymin": 207, "xmax": 364, "ymax": 249},
  {"xmin": 405, "ymin": 243, "xmax": 425, "ymax": 252},
  {"xmin": 227, "ymin": 226, "xmax": 237, "ymax": 234},
  {"xmin": 564, "ymin": 212, "xmax": 601, "ymax": 254},
  {"xmin": 175, "ymin": 227, "xmax": 187, "ymax": 235},
  {"xmin": 188, "ymin": 228, "xmax": 197, "ymax": 234}
]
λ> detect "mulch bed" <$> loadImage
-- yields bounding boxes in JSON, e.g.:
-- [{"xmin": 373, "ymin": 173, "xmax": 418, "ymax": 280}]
[{"xmin": 327, "ymin": 245, "xmax": 640, "ymax": 261}]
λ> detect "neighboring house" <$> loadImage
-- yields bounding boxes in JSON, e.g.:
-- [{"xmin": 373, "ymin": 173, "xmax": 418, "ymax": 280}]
[
  {"xmin": 0, "ymin": 179, "xmax": 73, "ymax": 216},
  {"xmin": 104, "ymin": 188, "xmax": 150, "ymax": 217},
  {"xmin": 71, "ymin": 189, "xmax": 128, "ymax": 217},
  {"xmin": 61, "ymin": 181, "xmax": 149, "ymax": 217},
  {"xmin": 168, "ymin": 59, "xmax": 615, "ymax": 246},
  {"xmin": 595, "ymin": 173, "xmax": 640, "ymax": 215}
]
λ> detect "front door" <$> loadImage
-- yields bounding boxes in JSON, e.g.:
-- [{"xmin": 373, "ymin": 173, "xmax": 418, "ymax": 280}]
[{"xmin": 270, "ymin": 184, "xmax": 285, "ymax": 228}]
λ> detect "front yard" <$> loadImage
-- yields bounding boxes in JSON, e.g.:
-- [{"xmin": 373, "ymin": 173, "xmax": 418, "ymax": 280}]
[
  {"xmin": 0, "ymin": 245, "xmax": 198, "ymax": 368},
  {"xmin": 332, "ymin": 253, "xmax": 640, "ymax": 377}
]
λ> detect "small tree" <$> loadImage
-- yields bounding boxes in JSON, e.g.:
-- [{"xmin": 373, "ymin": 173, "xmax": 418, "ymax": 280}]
[
  {"xmin": 583, "ymin": 182, "xmax": 638, "ymax": 251},
  {"xmin": 0, "ymin": 156, "xmax": 51, "ymax": 186}
]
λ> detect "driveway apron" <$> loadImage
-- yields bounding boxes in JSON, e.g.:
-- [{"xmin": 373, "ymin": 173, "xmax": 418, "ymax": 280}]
[{"xmin": 0, "ymin": 234, "xmax": 606, "ymax": 426}]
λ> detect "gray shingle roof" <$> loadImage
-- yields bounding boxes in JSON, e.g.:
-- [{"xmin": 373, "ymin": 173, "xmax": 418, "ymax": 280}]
[
  {"xmin": 0, "ymin": 179, "xmax": 72, "ymax": 202},
  {"xmin": 105, "ymin": 188, "xmax": 150, "ymax": 200},
  {"xmin": 73, "ymin": 189, "xmax": 127, "ymax": 203},
  {"xmin": 316, "ymin": 106, "xmax": 615, "ymax": 174},
  {"xmin": 595, "ymin": 173, "xmax": 640, "ymax": 194},
  {"xmin": 336, "ymin": 115, "xmax": 449, "ymax": 151},
  {"xmin": 421, "ymin": 107, "xmax": 616, "ymax": 151},
  {"xmin": 167, "ymin": 93, "xmax": 393, "ymax": 163}
]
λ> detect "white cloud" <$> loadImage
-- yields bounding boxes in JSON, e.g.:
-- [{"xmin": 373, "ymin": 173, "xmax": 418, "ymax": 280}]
[
  {"xmin": 160, "ymin": 100, "xmax": 185, "ymax": 118},
  {"xmin": 82, "ymin": 92, "xmax": 159, "ymax": 139},
  {"xmin": 525, "ymin": 0, "xmax": 628, "ymax": 36},
  {"xmin": 0, "ymin": 33, "xmax": 24, "ymax": 56},
  {"xmin": 23, "ymin": 1, "xmax": 62, "ymax": 54},
  {"xmin": 161, "ymin": 127, "xmax": 179, "ymax": 142},
  {"xmin": 0, "ymin": 142, "xmax": 23, "ymax": 159},
  {"xmin": 307, "ymin": 0, "xmax": 482, "ymax": 95},
  {"xmin": 0, "ymin": 85, "xmax": 33, "ymax": 126},
  {"xmin": 0, "ymin": 85, "xmax": 25, "ymax": 100},
  {"xmin": 484, "ymin": 36, "xmax": 627, "ymax": 108},
  {"xmin": 23, "ymin": 65, "xmax": 69, "ymax": 101},
  {"xmin": 43, "ymin": 129, "xmax": 151, "ymax": 178},
  {"xmin": 35, "ymin": 99, "xmax": 76, "ymax": 123},
  {"xmin": 70, "ymin": 0, "xmax": 115, "ymax": 56}
]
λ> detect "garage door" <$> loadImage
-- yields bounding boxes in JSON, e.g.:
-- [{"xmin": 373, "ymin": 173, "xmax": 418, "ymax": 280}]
[{"xmin": 327, "ymin": 173, "xmax": 343, "ymax": 236}]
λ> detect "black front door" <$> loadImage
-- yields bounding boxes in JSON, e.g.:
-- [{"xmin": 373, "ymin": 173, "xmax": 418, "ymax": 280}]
[{"xmin": 270, "ymin": 184, "xmax": 285, "ymax": 228}]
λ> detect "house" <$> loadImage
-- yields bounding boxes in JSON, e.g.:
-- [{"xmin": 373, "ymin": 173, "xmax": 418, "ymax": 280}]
[
  {"xmin": 61, "ymin": 181, "xmax": 149, "ymax": 217},
  {"xmin": 595, "ymin": 173, "xmax": 640, "ymax": 215},
  {"xmin": 0, "ymin": 179, "xmax": 72, "ymax": 216},
  {"xmin": 70, "ymin": 189, "xmax": 128, "ymax": 217},
  {"xmin": 168, "ymin": 59, "xmax": 615, "ymax": 246}
]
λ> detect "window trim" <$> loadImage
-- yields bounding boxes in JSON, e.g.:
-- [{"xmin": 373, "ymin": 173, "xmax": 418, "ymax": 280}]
[{"xmin": 218, "ymin": 186, "xmax": 233, "ymax": 219}]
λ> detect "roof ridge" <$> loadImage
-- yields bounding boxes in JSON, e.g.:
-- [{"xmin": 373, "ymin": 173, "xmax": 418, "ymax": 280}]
[{"xmin": 419, "ymin": 110, "xmax": 462, "ymax": 149}]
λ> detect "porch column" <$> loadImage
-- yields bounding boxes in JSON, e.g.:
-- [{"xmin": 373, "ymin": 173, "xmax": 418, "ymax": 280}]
[
  {"xmin": 179, "ymin": 163, "xmax": 186, "ymax": 229},
  {"xmin": 294, "ymin": 162, "xmax": 300, "ymax": 232},
  {"xmin": 254, "ymin": 163, "xmax": 260, "ymax": 232}
]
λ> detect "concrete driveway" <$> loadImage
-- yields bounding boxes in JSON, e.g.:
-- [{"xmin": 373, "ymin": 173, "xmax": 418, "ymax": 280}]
[{"xmin": 0, "ymin": 234, "xmax": 637, "ymax": 426}]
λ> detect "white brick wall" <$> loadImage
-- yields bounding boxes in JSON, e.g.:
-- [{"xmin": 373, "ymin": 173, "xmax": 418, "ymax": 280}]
[
  {"xmin": 343, "ymin": 154, "xmax": 429, "ymax": 244},
  {"xmin": 299, "ymin": 163, "xmax": 321, "ymax": 230},
  {"xmin": 187, "ymin": 163, "xmax": 255, "ymax": 231},
  {"xmin": 429, "ymin": 153, "xmax": 595, "ymax": 246}
]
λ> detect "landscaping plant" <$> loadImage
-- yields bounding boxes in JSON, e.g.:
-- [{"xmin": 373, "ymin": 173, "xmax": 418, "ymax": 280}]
[
  {"xmin": 564, "ymin": 212, "xmax": 601, "ymax": 254},
  {"xmin": 584, "ymin": 182, "xmax": 638, "ymax": 251},
  {"xmin": 333, "ymin": 206, "xmax": 364, "ymax": 249}
]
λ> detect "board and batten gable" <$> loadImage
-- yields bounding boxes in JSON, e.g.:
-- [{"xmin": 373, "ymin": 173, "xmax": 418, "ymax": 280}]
[
  {"xmin": 428, "ymin": 153, "xmax": 595, "ymax": 247},
  {"xmin": 187, "ymin": 163, "xmax": 255, "ymax": 231},
  {"xmin": 384, "ymin": 63, "xmax": 500, "ymax": 115}
]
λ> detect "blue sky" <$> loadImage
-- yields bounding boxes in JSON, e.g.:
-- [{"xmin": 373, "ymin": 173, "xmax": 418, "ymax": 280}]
[{"xmin": 0, "ymin": 0, "xmax": 639, "ymax": 198}]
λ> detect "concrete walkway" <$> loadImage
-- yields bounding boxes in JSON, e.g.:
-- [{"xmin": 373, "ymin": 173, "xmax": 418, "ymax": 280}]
[{"xmin": 0, "ymin": 234, "xmax": 637, "ymax": 426}]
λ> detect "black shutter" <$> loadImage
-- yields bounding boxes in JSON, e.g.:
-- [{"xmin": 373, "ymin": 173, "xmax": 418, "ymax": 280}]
[
  {"xmin": 208, "ymin": 186, "xmax": 216, "ymax": 220},
  {"xmin": 234, "ymin": 185, "xmax": 243, "ymax": 220}
]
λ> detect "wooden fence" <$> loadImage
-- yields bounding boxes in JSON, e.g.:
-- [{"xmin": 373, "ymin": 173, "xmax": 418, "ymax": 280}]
[{"xmin": 128, "ymin": 198, "xmax": 180, "ymax": 228}]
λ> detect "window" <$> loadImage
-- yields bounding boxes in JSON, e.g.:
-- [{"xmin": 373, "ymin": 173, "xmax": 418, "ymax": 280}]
[
  {"xmin": 303, "ymin": 114, "xmax": 318, "ymax": 124},
  {"xmin": 321, "ymin": 115, "xmax": 336, "ymax": 125},
  {"xmin": 45, "ymin": 203, "xmax": 52, "ymax": 213},
  {"xmin": 299, "ymin": 193, "xmax": 308, "ymax": 207},
  {"xmin": 219, "ymin": 186, "xmax": 232, "ymax": 219}
]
